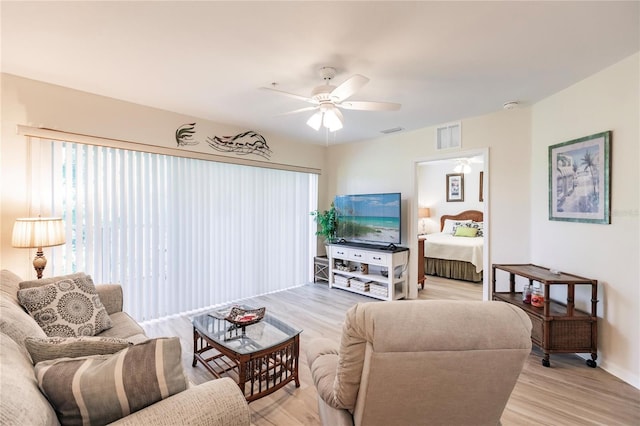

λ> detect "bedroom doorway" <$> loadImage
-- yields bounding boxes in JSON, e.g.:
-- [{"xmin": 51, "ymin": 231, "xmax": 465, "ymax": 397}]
[{"xmin": 412, "ymin": 148, "xmax": 489, "ymax": 301}]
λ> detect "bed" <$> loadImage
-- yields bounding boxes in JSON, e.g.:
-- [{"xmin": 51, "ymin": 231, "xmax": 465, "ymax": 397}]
[{"xmin": 423, "ymin": 210, "xmax": 484, "ymax": 283}]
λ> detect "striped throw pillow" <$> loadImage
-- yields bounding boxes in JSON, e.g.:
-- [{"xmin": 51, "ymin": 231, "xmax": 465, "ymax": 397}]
[{"xmin": 35, "ymin": 337, "xmax": 187, "ymax": 425}]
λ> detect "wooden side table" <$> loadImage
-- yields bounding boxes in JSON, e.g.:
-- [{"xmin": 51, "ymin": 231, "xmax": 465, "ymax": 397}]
[
  {"xmin": 492, "ymin": 263, "xmax": 598, "ymax": 368},
  {"xmin": 314, "ymin": 256, "xmax": 329, "ymax": 283}
]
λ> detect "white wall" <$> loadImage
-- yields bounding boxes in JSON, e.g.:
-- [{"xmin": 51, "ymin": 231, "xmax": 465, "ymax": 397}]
[
  {"xmin": 1, "ymin": 73, "xmax": 328, "ymax": 278},
  {"xmin": 530, "ymin": 53, "xmax": 639, "ymax": 388}
]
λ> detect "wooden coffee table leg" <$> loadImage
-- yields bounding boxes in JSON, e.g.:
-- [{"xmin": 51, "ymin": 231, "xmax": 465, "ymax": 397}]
[
  {"xmin": 237, "ymin": 354, "xmax": 248, "ymax": 395},
  {"xmin": 192, "ymin": 327, "xmax": 198, "ymax": 367},
  {"xmin": 294, "ymin": 335, "xmax": 300, "ymax": 387}
]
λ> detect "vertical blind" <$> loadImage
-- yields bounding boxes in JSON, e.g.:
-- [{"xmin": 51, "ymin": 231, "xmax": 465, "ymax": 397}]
[{"xmin": 42, "ymin": 139, "xmax": 317, "ymax": 322}]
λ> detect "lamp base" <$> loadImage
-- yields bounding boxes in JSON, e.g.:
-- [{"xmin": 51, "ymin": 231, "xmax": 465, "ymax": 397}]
[{"xmin": 33, "ymin": 248, "xmax": 47, "ymax": 279}]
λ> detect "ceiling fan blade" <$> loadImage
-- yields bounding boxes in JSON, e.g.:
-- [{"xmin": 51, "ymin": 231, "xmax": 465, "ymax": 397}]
[
  {"xmin": 276, "ymin": 106, "xmax": 318, "ymax": 116},
  {"xmin": 260, "ymin": 87, "xmax": 317, "ymax": 104},
  {"xmin": 330, "ymin": 74, "xmax": 369, "ymax": 102},
  {"xmin": 338, "ymin": 101, "xmax": 401, "ymax": 111},
  {"xmin": 333, "ymin": 107, "xmax": 344, "ymax": 123}
]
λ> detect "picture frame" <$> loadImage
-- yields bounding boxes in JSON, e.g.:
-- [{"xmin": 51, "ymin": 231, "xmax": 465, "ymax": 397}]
[
  {"xmin": 446, "ymin": 173, "xmax": 464, "ymax": 202},
  {"xmin": 479, "ymin": 171, "xmax": 484, "ymax": 202},
  {"xmin": 549, "ymin": 131, "xmax": 611, "ymax": 224}
]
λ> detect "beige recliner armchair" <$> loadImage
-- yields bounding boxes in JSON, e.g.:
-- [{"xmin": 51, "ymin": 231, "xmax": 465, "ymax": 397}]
[{"xmin": 306, "ymin": 300, "xmax": 532, "ymax": 426}]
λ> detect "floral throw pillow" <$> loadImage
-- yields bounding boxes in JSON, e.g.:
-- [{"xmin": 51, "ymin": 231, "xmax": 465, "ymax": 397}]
[{"xmin": 17, "ymin": 278, "xmax": 112, "ymax": 337}]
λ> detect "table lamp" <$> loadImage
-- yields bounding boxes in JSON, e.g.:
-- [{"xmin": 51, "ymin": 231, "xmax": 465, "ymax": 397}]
[
  {"xmin": 418, "ymin": 208, "xmax": 431, "ymax": 235},
  {"xmin": 11, "ymin": 217, "xmax": 66, "ymax": 279}
]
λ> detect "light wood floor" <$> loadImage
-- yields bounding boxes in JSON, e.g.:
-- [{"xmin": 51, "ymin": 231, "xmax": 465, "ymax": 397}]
[{"xmin": 142, "ymin": 276, "xmax": 640, "ymax": 425}]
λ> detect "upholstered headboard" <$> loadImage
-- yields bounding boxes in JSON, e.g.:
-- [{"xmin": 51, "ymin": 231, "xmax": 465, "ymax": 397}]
[{"xmin": 440, "ymin": 210, "xmax": 483, "ymax": 232}]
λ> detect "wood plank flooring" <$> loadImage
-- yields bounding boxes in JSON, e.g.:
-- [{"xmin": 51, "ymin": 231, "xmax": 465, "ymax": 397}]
[{"xmin": 142, "ymin": 276, "xmax": 640, "ymax": 425}]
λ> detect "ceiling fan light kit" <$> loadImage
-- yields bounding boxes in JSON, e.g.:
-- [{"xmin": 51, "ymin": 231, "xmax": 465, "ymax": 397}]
[
  {"xmin": 263, "ymin": 66, "xmax": 401, "ymax": 133},
  {"xmin": 307, "ymin": 105, "xmax": 344, "ymax": 132}
]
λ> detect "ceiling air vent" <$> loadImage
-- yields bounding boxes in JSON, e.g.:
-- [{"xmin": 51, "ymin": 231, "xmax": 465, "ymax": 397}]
[
  {"xmin": 380, "ymin": 126, "xmax": 404, "ymax": 134},
  {"xmin": 436, "ymin": 122, "xmax": 461, "ymax": 150}
]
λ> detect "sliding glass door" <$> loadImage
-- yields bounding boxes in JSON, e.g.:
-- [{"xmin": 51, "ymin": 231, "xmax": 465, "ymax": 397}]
[{"xmin": 39, "ymin": 139, "xmax": 317, "ymax": 321}]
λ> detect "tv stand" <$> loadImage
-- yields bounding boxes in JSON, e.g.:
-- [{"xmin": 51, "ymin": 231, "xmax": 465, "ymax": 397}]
[
  {"xmin": 328, "ymin": 243, "xmax": 409, "ymax": 301},
  {"xmin": 330, "ymin": 241, "xmax": 406, "ymax": 253}
]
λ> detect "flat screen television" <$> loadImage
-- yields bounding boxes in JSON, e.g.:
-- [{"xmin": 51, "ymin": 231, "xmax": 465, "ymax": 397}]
[{"xmin": 333, "ymin": 192, "xmax": 401, "ymax": 246}]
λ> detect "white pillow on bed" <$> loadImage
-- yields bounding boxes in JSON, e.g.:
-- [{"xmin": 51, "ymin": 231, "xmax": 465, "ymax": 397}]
[{"xmin": 442, "ymin": 219, "xmax": 472, "ymax": 234}]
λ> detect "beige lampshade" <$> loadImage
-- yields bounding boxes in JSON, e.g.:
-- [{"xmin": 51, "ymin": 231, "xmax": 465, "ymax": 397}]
[
  {"xmin": 12, "ymin": 217, "xmax": 66, "ymax": 248},
  {"xmin": 418, "ymin": 208, "xmax": 431, "ymax": 219}
]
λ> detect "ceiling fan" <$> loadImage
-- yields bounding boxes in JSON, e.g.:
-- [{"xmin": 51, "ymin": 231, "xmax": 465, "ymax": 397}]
[{"xmin": 262, "ymin": 67, "xmax": 401, "ymax": 132}]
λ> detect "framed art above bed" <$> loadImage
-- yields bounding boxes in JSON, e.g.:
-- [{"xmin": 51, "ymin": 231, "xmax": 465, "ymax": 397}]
[{"xmin": 446, "ymin": 173, "xmax": 464, "ymax": 202}]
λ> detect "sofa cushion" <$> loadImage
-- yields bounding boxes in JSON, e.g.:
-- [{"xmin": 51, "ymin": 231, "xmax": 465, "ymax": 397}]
[
  {"xmin": 25, "ymin": 336, "xmax": 132, "ymax": 364},
  {"xmin": 0, "ymin": 294, "xmax": 47, "ymax": 361},
  {"xmin": 1, "ymin": 269, "xmax": 24, "ymax": 304},
  {"xmin": 17, "ymin": 277, "xmax": 112, "ymax": 337},
  {"xmin": 35, "ymin": 337, "xmax": 188, "ymax": 426},
  {"xmin": 98, "ymin": 311, "xmax": 147, "ymax": 343},
  {"xmin": 0, "ymin": 332, "xmax": 60, "ymax": 426}
]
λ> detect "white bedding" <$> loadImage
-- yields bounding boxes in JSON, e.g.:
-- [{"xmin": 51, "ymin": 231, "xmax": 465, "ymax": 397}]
[{"xmin": 423, "ymin": 233, "xmax": 484, "ymax": 273}]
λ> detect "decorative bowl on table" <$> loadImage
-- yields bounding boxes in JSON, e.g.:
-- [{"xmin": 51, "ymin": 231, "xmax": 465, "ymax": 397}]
[{"xmin": 225, "ymin": 306, "xmax": 266, "ymax": 327}]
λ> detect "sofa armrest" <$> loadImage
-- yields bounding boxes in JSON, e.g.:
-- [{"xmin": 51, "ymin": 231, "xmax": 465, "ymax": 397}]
[
  {"xmin": 95, "ymin": 284, "xmax": 123, "ymax": 314},
  {"xmin": 108, "ymin": 377, "xmax": 251, "ymax": 426},
  {"xmin": 306, "ymin": 337, "xmax": 339, "ymax": 367},
  {"xmin": 308, "ymin": 352, "xmax": 344, "ymax": 409}
]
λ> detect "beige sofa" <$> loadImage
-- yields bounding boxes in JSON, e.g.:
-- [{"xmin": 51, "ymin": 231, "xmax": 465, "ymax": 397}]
[
  {"xmin": 0, "ymin": 269, "xmax": 251, "ymax": 426},
  {"xmin": 306, "ymin": 300, "xmax": 533, "ymax": 426}
]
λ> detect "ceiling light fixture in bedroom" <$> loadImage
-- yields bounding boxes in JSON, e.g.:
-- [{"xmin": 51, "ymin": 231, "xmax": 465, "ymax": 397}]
[{"xmin": 453, "ymin": 159, "xmax": 471, "ymax": 174}]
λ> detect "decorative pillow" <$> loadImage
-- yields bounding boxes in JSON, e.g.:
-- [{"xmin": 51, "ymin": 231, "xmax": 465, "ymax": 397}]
[
  {"xmin": 454, "ymin": 226, "xmax": 479, "ymax": 237},
  {"xmin": 17, "ymin": 278, "xmax": 112, "ymax": 337},
  {"xmin": 35, "ymin": 337, "xmax": 188, "ymax": 426},
  {"xmin": 460, "ymin": 221, "xmax": 483, "ymax": 237},
  {"xmin": 25, "ymin": 336, "xmax": 132, "ymax": 364},
  {"xmin": 442, "ymin": 219, "xmax": 472, "ymax": 234}
]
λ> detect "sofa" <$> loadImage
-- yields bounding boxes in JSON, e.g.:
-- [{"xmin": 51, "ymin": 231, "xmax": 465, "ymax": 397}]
[
  {"xmin": 0, "ymin": 269, "xmax": 251, "ymax": 426},
  {"xmin": 306, "ymin": 300, "xmax": 533, "ymax": 426}
]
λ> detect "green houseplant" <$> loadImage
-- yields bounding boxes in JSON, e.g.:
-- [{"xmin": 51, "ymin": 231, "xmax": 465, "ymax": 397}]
[{"xmin": 310, "ymin": 202, "xmax": 338, "ymax": 244}]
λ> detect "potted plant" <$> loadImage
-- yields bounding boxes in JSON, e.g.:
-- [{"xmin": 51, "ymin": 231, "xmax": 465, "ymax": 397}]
[{"xmin": 310, "ymin": 202, "xmax": 338, "ymax": 245}]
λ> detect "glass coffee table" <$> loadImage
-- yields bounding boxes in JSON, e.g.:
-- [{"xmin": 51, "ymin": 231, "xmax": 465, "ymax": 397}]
[{"xmin": 192, "ymin": 306, "xmax": 302, "ymax": 402}]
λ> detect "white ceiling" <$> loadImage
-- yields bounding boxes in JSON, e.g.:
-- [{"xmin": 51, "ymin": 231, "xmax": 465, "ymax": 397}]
[{"xmin": 2, "ymin": 1, "xmax": 638, "ymax": 145}]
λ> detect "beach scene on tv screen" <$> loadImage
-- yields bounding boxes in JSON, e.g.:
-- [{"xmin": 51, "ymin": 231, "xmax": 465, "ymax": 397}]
[{"xmin": 334, "ymin": 193, "xmax": 400, "ymax": 244}]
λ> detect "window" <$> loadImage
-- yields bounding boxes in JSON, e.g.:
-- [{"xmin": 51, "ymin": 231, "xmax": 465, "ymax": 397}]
[{"xmin": 39, "ymin": 139, "xmax": 317, "ymax": 322}]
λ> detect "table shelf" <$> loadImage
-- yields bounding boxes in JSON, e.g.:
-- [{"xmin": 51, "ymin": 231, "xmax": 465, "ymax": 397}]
[{"xmin": 492, "ymin": 263, "xmax": 598, "ymax": 368}]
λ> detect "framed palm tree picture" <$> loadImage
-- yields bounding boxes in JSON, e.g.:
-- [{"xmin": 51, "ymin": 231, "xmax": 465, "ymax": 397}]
[{"xmin": 549, "ymin": 131, "xmax": 611, "ymax": 224}]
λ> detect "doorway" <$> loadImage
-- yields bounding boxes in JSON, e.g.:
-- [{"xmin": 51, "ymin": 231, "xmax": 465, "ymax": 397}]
[{"xmin": 412, "ymin": 148, "xmax": 489, "ymax": 300}]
